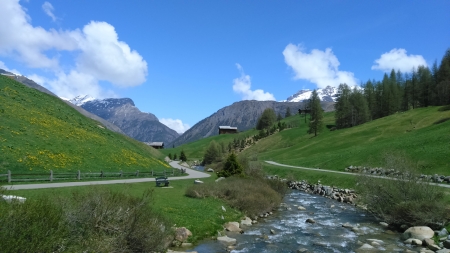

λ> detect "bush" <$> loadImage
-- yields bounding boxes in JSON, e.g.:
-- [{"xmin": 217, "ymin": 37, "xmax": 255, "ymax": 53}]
[
  {"xmin": 438, "ymin": 105, "xmax": 450, "ymax": 111},
  {"xmin": 217, "ymin": 153, "xmax": 243, "ymax": 178},
  {"xmin": 356, "ymin": 153, "xmax": 447, "ymax": 229},
  {"xmin": 185, "ymin": 176, "xmax": 285, "ymax": 216}
]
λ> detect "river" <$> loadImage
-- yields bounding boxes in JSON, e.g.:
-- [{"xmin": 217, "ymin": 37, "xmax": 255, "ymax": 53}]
[{"xmin": 186, "ymin": 190, "xmax": 412, "ymax": 253}]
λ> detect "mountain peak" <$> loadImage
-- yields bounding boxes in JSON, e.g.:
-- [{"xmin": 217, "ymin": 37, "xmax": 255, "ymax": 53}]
[
  {"xmin": 284, "ymin": 85, "xmax": 361, "ymax": 103},
  {"xmin": 68, "ymin": 95, "xmax": 97, "ymax": 106}
]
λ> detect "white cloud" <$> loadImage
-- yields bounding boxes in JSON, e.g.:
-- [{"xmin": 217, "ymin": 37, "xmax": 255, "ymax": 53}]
[
  {"xmin": 232, "ymin": 64, "xmax": 275, "ymax": 101},
  {"xmin": 0, "ymin": 0, "xmax": 147, "ymax": 98},
  {"xmin": 159, "ymin": 118, "xmax": 190, "ymax": 134},
  {"xmin": 0, "ymin": 61, "xmax": 21, "ymax": 75},
  {"xmin": 283, "ymin": 44, "xmax": 357, "ymax": 88},
  {"xmin": 372, "ymin": 48, "xmax": 427, "ymax": 73},
  {"xmin": 42, "ymin": 1, "xmax": 56, "ymax": 21}
]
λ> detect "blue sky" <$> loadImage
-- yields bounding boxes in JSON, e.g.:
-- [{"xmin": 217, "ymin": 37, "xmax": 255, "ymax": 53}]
[{"xmin": 1, "ymin": 0, "xmax": 449, "ymax": 133}]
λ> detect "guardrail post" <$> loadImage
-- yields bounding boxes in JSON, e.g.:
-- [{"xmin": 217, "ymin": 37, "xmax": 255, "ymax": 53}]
[
  {"xmin": 7, "ymin": 170, "xmax": 11, "ymax": 183},
  {"xmin": 77, "ymin": 170, "xmax": 81, "ymax": 180},
  {"xmin": 50, "ymin": 170, "xmax": 53, "ymax": 181},
  {"xmin": 136, "ymin": 170, "xmax": 139, "ymax": 177},
  {"xmin": 119, "ymin": 170, "xmax": 123, "ymax": 177}
]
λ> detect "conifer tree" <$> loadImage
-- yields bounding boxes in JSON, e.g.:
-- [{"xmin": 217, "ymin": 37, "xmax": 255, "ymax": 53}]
[
  {"xmin": 256, "ymin": 108, "xmax": 277, "ymax": 130},
  {"xmin": 202, "ymin": 141, "xmax": 220, "ymax": 165},
  {"xmin": 218, "ymin": 152, "xmax": 243, "ymax": 177},
  {"xmin": 168, "ymin": 153, "xmax": 172, "ymax": 160},
  {"xmin": 308, "ymin": 89, "xmax": 323, "ymax": 136},
  {"xmin": 335, "ymin": 84, "xmax": 352, "ymax": 128},
  {"xmin": 180, "ymin": 150, "xmax": 187, "ymax": 162},
  {"xmin": 285, "ymin": 107, "xmax": 291, "ymax": 117}
]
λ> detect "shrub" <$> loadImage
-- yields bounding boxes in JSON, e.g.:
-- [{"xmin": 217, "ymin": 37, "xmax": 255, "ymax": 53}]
[
  {"xmin": 217, "ymin": 153, "xmax": 243, "ymax": 178},
  {"xmin": 356, "ymin": 153, "xmax": 447, "ymax": 229},
  {"xmin": 438, "ymin": 105, "xmax": 450, "ymax": 111},
  {"xmin": 202, "ymin": 141, "xmax": 221, "ymax": 165},
  {"xmin": 180, "ymin": 150, "xmax": 187, "ymax": 162}
]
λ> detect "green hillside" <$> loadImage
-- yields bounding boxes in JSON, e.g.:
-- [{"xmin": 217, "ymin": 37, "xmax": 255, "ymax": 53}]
[
  {"xmin": 0, "ymin": 76, "xmax": 168, "ymax": 174},
  {"xmin": 164, "ymin": 107, "xmax": 450, "ymax": 175}
]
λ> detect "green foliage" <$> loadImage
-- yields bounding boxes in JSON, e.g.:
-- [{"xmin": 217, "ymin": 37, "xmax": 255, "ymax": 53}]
[
  {"xmin": 180, "ymin": 150, "xmax": 187, "ymax": 162},
  {"xmin": 308, "ymin": 89, "xmax": 323, "ymax": 136},
  {"xmin": 168, "ymin": 153, "xmax": 173, "ymax": 160},
  {"xmin": 256, "ymin": 108, "xmax": 277, "ymax": 130},
  {"xmin": 218, "ymin": 153, "xmax": 243, "ymax": 177},
  {"xmin": 202, "ymin": 141, "xmax": 221, "ymax": 165},
  {"xmin": 173, "ymin": 153, "xmax": 178, "ymax": 160},
  {"xmin": 185, "ymin": 176, "xmax": 286, "ymax": 216},
  {"xmin": 285, "ymin": 107, "xmax": 292, "ymax": 117},
  {"xmin": 438, "ymin": 105, "xmax": 450, "ymax": 111},
  {"xmin": 0, "ymin": 76, "xmax": 168, "ymax": 174},
  {"xmin": 356, "ymin": 153, "xmax": 447, "ymax": 229},
  {"xmin": 335, "ymin": 84, "xmax": 369, "ymax": 128}
]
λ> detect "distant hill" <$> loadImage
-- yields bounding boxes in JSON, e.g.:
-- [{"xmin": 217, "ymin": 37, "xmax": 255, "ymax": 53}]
[
  {"xmin": 79, "ymin": 98, "xmax": 180, "ymax": 144},
  {"xmin": 0, "ymin": 69, "xmax": 125, "ymax": 135},
  {"xmin": 0, "ymin": 75, "xmax": 167, "ymax": 174},
  {"xmin": 170, "ymin": 100, "xmax": 334, "ymax": 147}
]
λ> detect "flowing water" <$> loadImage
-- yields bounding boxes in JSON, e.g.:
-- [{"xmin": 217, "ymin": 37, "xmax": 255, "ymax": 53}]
[{"xmin": 187, "ymin": 190, "xmax": 408, "ymax": 253}]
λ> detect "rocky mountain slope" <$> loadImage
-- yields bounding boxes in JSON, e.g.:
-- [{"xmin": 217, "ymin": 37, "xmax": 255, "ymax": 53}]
[
  {"xmin": 80, "ymin": 98, "xmax": 179, "ymax": 144},
  {"xmin": 170, "ymin": 100, "xmax": 334, "ymax": 146},
  {"xmin": 0, "ymin": 69, "xmax": 125, "ymax": 135}
]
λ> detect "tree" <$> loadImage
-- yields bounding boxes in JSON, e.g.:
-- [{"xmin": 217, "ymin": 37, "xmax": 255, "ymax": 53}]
[
  {"xmin": 277, "ymin": 113, "xmax": 283, "ymax": 121},
  {"xmin": 335, "ymin": 84, "xmax": 352, "ymax": 128},
  {"xmin": 217, "ymin": 152, "xmax": 243, "ymax": 178},
  {"xmin": 308, "ymin": 89, "xmax": 323, "ymax": 136},
  {"xmin": 202, "ymin": 141, "xmax": 220, "ymax": 165},
  {"xmin": 173, "ymin": 153, "xmax": 177, "ymax": 160},
  {"xmin": 285, "ymin": 107, "xmax": 291, "ymax": 117},
  {"xmin": 180, "ymin": 150, "xmax": 187, "ymax": 162},
  {"xmin": 168, "ymin": 153, "xmax": 173, "ymax": 160},
  {"xmin": 256, "ymin": 108, "xmax": 277, "ymax": 130}
]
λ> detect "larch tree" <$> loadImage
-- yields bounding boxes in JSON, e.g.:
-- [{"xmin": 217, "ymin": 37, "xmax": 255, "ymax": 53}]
[{"xmin": 308, "ymin": 89, "xmax": 323, "ymax": 136}]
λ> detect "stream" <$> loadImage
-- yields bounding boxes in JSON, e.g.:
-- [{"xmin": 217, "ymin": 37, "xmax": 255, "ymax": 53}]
[{"xmin": 186, "ymin": 190, "xmax": 412, "ymax": 253}]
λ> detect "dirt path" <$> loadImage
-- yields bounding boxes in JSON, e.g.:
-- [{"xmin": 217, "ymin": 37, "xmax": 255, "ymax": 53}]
[{"xmin": 3, "ymin": 161, "xmax": 210, "ymax": 191}]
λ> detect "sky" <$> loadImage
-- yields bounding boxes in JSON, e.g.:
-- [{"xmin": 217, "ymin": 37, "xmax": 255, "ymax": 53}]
[{"xmin": 1, "ymin": 0, "xmax": 449, "ymax": 134}]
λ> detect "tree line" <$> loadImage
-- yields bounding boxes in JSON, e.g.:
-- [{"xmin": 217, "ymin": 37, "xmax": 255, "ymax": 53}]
[{"xmin": 335, "ymin": 48, "xmax": 450, "ymax": 129}]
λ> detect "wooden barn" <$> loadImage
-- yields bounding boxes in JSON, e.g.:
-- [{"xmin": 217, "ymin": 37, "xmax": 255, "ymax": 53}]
[
  {"xmin": 218, "ymin": 126, "xmax": 238, "ymax": 135},
  {"xmin": 147, "ymin": 142, "xmax": 164, "ymax": 149}
]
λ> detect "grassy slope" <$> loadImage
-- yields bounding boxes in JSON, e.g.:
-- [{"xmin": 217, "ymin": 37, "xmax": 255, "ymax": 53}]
[{"xmin": 0, "ymin": 76, "xmax": 168, "ymax": 174}]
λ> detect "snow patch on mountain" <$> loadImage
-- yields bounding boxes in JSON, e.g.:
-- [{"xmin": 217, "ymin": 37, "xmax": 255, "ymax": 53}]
[
  {"xmin": 67, "ymin": 95, "xmax": 96, "ymax": 106},
  {"xmin": 284, "ymin": 85, "xmax": 361, "ymax": 102}
]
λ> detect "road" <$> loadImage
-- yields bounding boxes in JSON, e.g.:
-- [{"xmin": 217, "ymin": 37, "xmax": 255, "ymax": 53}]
[
  {"xmin": 3, "ymin": 161, "xmax": 211, "ymax": 191},
  {"xmin": 265, "ymin": 161, "xmax": 450, "ymax": 189}
]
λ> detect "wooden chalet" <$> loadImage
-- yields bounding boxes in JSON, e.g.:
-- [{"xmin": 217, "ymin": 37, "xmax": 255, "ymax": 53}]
[
  {"xmin": 147, "ymin": 142, "xmax": 164, "ymax": 149},
  {"xmin": 218, "ymin": 126, "xmax": 238, "ymax": 135}
]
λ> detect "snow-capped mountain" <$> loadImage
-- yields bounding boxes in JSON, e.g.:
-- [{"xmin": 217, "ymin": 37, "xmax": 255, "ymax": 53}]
[
  {"xmin": 285, "ymin": 85, "xmax": 361, "ymax": 103},
  {"xmin": 67, "ymin": 95, "xmax": 96, "ymax": 106}
]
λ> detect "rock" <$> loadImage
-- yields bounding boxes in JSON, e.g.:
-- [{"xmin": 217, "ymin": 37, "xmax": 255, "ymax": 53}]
[
  {"xmin": 428, "ymin": 244, "xmax": 442, "ymax": 251},
  {"xmin": 194, "ymin": 179, "xmax": 204, "ymax": 184},
  {"xmin": 1, "ymin": 195, "xmax": 26, "ymax": 203},
  {"xmin": 379, "ymin": 222, "xmax": 389, "ymax": 228},
  {"xmin": 217, "ymin": 235, "xmax": 236, "ymax": 246},
  {"xmin": 438, "ymin": 228, "xmax": 449, "ymax": 237},
  {"xmin": 175, "ymin": 227, "xmax": 193, "ymax": 242},
  {"xmin": 356, "ymin": 243, "xmax": 376, "ymax": 252},
  {"xmin": 215, "ymin": 177, "xmax": 225, "ymax": 182},
  {"xmin": 342, "ymin": 222, "xmax": 353, "ymax": 228},
  {"xmin": 240, "ymin": 217, "xmax": 252, "ymax": 226},
  {"xmin": 222, "ymin": 206, "xmax": 226, "ymax": 212},
  {"xmin": 297, "ymin": 248, "xmax": 309, "ymax": 253},
  {"xmin": 207, "ymin": 168, "xmax": 214, "ymax": 172},
  {"xmin": 443, "ymin": 240, "xmax": 450, "ymax": 249},
  {"xmin": 367, "ymin": 239, "xmax": 384, "ymax": 245},
  {"xmin": 436, "ymin": 249, "xmax": 450, "ymax": 253},
  {"xmin": 423, "ymin": 238, "xmax": 435, "ymax": 246},
  {"xmin": 411, "ymin": 239, "xmax": 422, "ymax": 246},
  {"xmin": 402, "ymin": 226, "xmax": 435, "ymax": 240},
  {"xmin": 270, "ymin": 229, "xmax": 276, "ymax": 235},
  {"xmin": 297, "ymin": 206, "xmax": 306, "ymax": 211},
  {"xmin": 404, "ymin": 239, "xmax": 414, "ymax": 244},
  {"xmin": 305, "ymin": 218, "xmax": 316, "ymax": 224},
  {"xmin": 181, "ymin": 242, "xmax": 193, "ymax": 247},
  {"xmin": 224, "ymin": 222, "xmax": 241, "ymax": 233}
]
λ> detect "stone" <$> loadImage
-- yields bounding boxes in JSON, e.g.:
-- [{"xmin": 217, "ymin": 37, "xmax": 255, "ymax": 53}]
[
  {"xmin": 438, "ymin": 228, "xmax": 449, "ymax": 237},
  {"xmin": 411, "ymin": 239, "xmax": 422, "ymax": 246},
  {"xmin": 402, "ymin": 226, "xmax": 435, "ymax": 240},
  {"xmin": 305, "ymin": 218, "xmax": 316, "ymax": 224},
  {"xmin": 379, "ymin": 222, "xmax": 389, "ymax": 227},
  {"xmin": 342, "ymin": 222, "xmax": 353, "ymax": 228},
  {"xmin": 224, "ymin": 222, "xmax": 241, "ymax": 233},
  {"xmin": 297, "ymin": 206, "xmax": 306, "ymax": 211},
  {"xmin": 217, "ymin": 236, "xmax": 236, "ymax": 246},
  {"xmin": 270, "ymin": 229, "xmax": 276, "ymax": 235},
  {"xmin": 443, "ymin": 240, "xmax": 450, "ymax": 249},
  {"xmin": 207, "ymin": 168, "xmax": 214, "ymax": 172},
  {"xmin": 404, "ymin": 239, "xmax": 414, "ymax": 244},
  {"xmin": 175, "ymin": 227, "xmax": 192, "ymax": 242},
  {"xmin": 367, "ymin": 239, "xmax": 384, "ymax": 245},
  {"xmin": 181, "ymin": 242, "xmax": 193, "ymax": 247},
  {"xmin": 428, "ymin": 244, "xmax": 442, "ymax": 251},
  {"xmin": 356, "ymin": 243, "xmax": 375, "ymax": 251},
  {"xmin": 240, "ymin": 217, "xmax": 252, "ymax": 226},
  {"xmin": 436, "ymin": 249, "xmax": 450, "ymax": 253},
  {"xmin": 215, "ymin": 177, "xmax": 225, "ymax": 182},
  {"xmin": 194, "ymin": 179, "xmax": 204, "ymax": 184},
  {"xmin": 297, "ymin": 248, "xmax": 309, "ymax": 253},
  {"xmin": 423, "ymin": 238, "xmax": 435, "ymax": 246}
]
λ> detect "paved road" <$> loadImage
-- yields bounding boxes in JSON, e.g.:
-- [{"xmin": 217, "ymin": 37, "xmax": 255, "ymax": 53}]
[
  {"xmin": 3, "ymin": 161, "xmax": 211, "ymax": 191},
  {"xmin": 265, "ymin": 161, "xmax": 450, "ymax": 189}
]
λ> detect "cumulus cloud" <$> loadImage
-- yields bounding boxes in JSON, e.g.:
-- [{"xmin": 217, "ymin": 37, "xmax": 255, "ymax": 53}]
[
  {"xmin": 0, "ymin": 0, "xmax": 147, "ymax": 99},
  {"xmin": 42, "ymin": 1, "xmax": 56, "ymax": 21},
  {"xmin": 159, "ymin": 118, "xmax": 190, "ymax": 134},
  {"xmin": 232, "ymin": 64, "xmax": 275, "ymax": 101},
  {"xmin": 283, "ymin": 44, "xmax": 357, "ymax": 88},
  {"xmin": 372, "ymin": 48, "xmax": 427, "ymax": 72},
  {"xmin": 0, "ymin": 61, "xmax": 21, "ymax": 75}
]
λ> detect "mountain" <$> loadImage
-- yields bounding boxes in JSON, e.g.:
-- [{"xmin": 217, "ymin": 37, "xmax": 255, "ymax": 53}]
[
  {"xmin": 170, "ymin": 100, "xmax": 335, "ymax": 147},
  {"xmin": 0, "ymin": 69, "xmax": 125, "ymax": 135},
  {"xmin": 79, "ymin": 98, "xmax": 179, "ymax": 144},
  {"xmin": 284, "ymin": 86, "xmax": 339, "ymax": 102},
  {"xmin": 67, "ymin": 95, "xmax": 96, "ymax": 106}
]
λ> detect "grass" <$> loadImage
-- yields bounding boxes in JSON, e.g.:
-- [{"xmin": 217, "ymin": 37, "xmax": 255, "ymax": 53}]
[
  {"xmin": 0, "ymin": 76, "xmax": 169, "ymax": 175},
  {"xmin": 11, "ymin": 176, "xmax": 243, "ymax": 243}
]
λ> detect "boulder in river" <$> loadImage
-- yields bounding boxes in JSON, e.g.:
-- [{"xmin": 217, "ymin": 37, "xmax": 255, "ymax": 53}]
[
  {"xmin": 401, "ymin": 226, "xmax": 434, "ymax": 240},
  {"xmin": 217, "ymin": 235, "xmax": 236, "ymax": 246}
]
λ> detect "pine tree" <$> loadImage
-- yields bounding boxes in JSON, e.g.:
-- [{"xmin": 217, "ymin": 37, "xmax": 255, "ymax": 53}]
[
  {"xmin": 173, "ymin": 153, "xmax": 177, "ymax": 160},
  {"xmin": 218, "ymin": 152, "xmax": 243, "ymax": 178},
  {"xmin": 168, "ymin": 153, "xmax": 173, "ymax": 160},
  {"xmin": 180, "ymin": 150, "xmax": 187, "ymax": 162},
  {"xmin": 335, "ymin": 84, "xmax": 352, "ymax": 128},
  {"xmin": 285, "ymin": 107, "xmax": 291, "ymax": 117},
  {"xmin": 363, "ymin": 80, "xmax": 377, "ymax": 120},
  {"xmin": 256, "ymin": 108, "xmax": 277, "ymax": 130},
  {"xmin": 437, "ymin": 48, "xmax": 450, "ymax": 105},
  {"xmin": 203, "ymin": 141, "xmax": 220, "ymax": 165},
  {"xmin": 308, "ymin": 89, "xmax": 323, "ymax": 136}
]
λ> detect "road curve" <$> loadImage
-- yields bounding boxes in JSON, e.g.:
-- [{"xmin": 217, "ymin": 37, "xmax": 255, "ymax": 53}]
[
  {"xmin": 265, "ymin": 161, "xmax": 450, "ymax": 189},
  {"xmin": 3, "ymin": 161, "xmax": 211, "ymax": 191}
]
